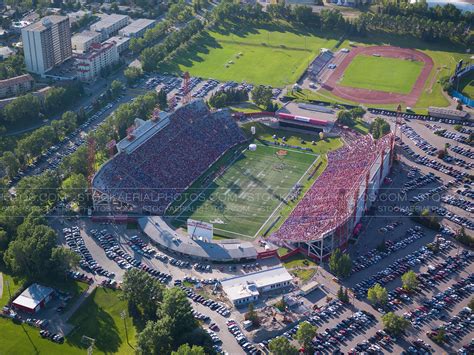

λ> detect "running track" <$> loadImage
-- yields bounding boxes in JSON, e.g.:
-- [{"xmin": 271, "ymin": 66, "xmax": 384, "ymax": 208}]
[{"xmin": 323, "ymin": 46, "xmax": 434, "ymax": 106}]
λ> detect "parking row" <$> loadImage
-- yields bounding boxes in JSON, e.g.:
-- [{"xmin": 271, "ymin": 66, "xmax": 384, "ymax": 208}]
[
  {"xmin": 63, "ymin": 226, "xmax": 114, "ymax": 278},
  {"xmin": 178, "ymin": 284, "xmax": 231, "ymax": 317},
  {"xmin": 430, "ymin": 206, "xmax": 474, "ymax": 230},
  {"xmin": 352, "ymin": 226, "xmax": 425, "ymax": 274}
]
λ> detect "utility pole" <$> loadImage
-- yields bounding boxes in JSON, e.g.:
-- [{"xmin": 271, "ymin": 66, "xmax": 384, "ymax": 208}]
[
  {"xmin": 121, "ymin": 310, "xmax": 130, "ymax": 346},
  {"xmin": 6, "ymin": 280, "xmax": 12, "ymax": 301}
]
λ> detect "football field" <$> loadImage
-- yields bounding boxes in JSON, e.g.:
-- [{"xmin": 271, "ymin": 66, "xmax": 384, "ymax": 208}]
[{"xmin": 172, "ymin": 143, "xmax": 319, "ymax": 239}]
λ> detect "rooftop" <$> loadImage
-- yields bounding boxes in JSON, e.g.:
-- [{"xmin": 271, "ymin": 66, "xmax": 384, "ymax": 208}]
[
  {"xmin": 221, "ymin": 266, "xmax": 293, "ymax": 301},
  {"xmin": 277, "ymin": 102, "xmax": 338, "ymax": 125},
  {"xmin": 12, "ymin": 283, "xmax": 54, "ymax": 310},
  {"xmin": 138, "ymin": 216, "xmax": 258, "ymax": 262},
  {"xmin": 73, "ymin": 30, "xmax": 102, "ymax": 41},
  {"xmin": 91, "ymin": 14, "xmax": 129, "ymax": 31},
  {"xmin": 428, "ymin": 106, "xmax": 469, "ymax": 118},
  {"xmin": 119, "ymin": 18, "xmax": 155, "ymax": 36},
  {"xmin": 0, "ymin": 74, "xmax": 33, "ymax": 89},
  {"xmin": 22, "ymin": 15, "xmax": 68, "ymax": 32}
]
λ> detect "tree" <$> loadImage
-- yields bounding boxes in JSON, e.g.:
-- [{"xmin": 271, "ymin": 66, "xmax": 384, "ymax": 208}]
[
  {"xmin": 350, "ymin": 107, "xmax": 366, "ymax": 119},
  {"xmin": 44, "ymin": 87, "xmax": 67, "ymax": 113},
  {"xmin": 367, "ymin": 284, "xmax": 388, "ymax": 306},
  {"xmin": 158, "ymin": 287, "xmax": 197, "ymax": 343},
  {"xmin": 137, "ymin": 318, "xmax": 173, "ymax": 355},
  {"xmin": 60, "ymin": 173, "xmax": 88, "ymax": 206},
  {"xmin": 3, "ymin": 223, "xmax": 57, "ymax": 278},
  {"xmin": 110, "ymin": 80, "xmax": 124, "ymax": 97},
  {"xmin": 370, "ymin": 117, "xmax": 391, "ymax": 139},
  {"xmin": 468, "ymin": 298, "xmax": 474, "ymax": 310},
  {"xmin": 295, "ymin": 321, "xmax": 317, "ymax": 354},
  {"xmin": 49, "ymin": 247, "xmax": 80, "ymax": 277},
  {"xmin": 381, "ymin": 312, "xmax": 410, "ymax": 336},
  {"xmin": 268, "ymin": 336, "xmax": 299, "ymax": 355},
  {"xmin": 172, "ymin": 344, "xmax": 206, "ymax": 355},
  {"xmin": 401, "ymin": 270, "xmax": 419, "ymax": 291},
  {"xmin": 431, "ymin": 328, "xmax": 446, "ymax": 344},
  {"xmin": 328, "ymin": 248, "xmax": 352, "ymax": 278},
  {"xmin": 275, "ymin": 297, "xmax": 286, "ymax": 312},
  {"xmin": 158, "ymin": 88, "xmax": 168, "ymax": 110},
  {"xmin": 251, "ymin": 85, "xmax": 273, "ymax": 108},
  {"xmin": 3, "ymin": 94, "xmax": 41, "ymax": 123},
  {"xmin": 124, "ymin": 66, "xmax": 143, "ymax": 86},
  {"xmin": 245, "ymin": 302, "xmax": 259, "ymax": 327},
  {"xmin": 0, "ymin": 151, "xmax": 20, "ymax": 179},
  {"xmin": 122, "ymin": 269, "xmax": 164, "ymax": 321},
  {"xmin": 336, "ymin": 110, "xmax": 354, "ymax": 126}
]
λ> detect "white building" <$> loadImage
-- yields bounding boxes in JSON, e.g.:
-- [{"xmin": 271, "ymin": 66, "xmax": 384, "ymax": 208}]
[
  {"xmin": 108, "ymin": 35, "xmax": 130, "ymax": 53},
  {"xmin": 21, "ymin": 16, "xmax": 72, "ymax": 75},
  {"xmin": 75, "ymin": 41, "xmax": 119, "ymax": 81},
  {"xmin": 12, "ymin": 283, "xmax": 55, "ymax": 313},
  {"xmin": 90, "ymin": 14, "xmax": 130, "ymax": 41},
  {"xmin": 72, "ymin": 30, "xmax": 102, "ymax": 53},
  {"xmin": 118, "ymin": 18, "xmax": 156, "ymax": 38},
  {"xmin": 221, "ymin": 266, "xmax": 293, "ymax": 306}
]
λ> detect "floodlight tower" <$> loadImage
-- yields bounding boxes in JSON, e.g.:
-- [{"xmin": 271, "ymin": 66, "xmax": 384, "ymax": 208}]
[{"xmin": 182, "ymin": 71, "xmax": 191, "ymax": 104}]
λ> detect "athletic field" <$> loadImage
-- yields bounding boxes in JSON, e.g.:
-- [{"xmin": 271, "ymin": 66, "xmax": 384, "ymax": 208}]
[
  {"xmin": 171, "ymin": 143, "xmax": 319, "ymax": 239},
  {"xmin": 160, "ymin": 24, "xmax": 338, "ymax": 87},
  {"xmin": 339, "ymin": 55, "xmax": 424, "ymax": 94}
]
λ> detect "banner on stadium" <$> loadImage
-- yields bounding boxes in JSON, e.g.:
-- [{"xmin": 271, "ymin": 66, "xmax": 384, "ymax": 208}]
[{"xmin": 187, "ymin": 219, "xmax": 213, "ymax": 242}]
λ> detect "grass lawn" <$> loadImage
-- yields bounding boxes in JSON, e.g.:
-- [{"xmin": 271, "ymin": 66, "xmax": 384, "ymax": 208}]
[
  {"xmin": 67, "ymin": 288, "xmax": 137, "ymax": 354},
  {"xmin": 0, "ymin": 318, "xmax": 83, "ymax": 355},
  {"xmin": 282, "ymin": 254, "xmax": 317, "ymax": 269},
  {"xmin": 353, "ymin": 119, "xmax": 370, "ymax": 135},
  {"xmin": 291, "ymin": 268, "xmax": 317, "ymax": 283},
  {"xmin": 339, "ymin": 55, "xmax": 424, "ymax": 94},
  {"xmin": 161, "ymin": 23, "xmax": 338, "ymax": 87},
  {"xmin": 0, "ymin": 272, "xmax": 25, "ymax": 308}
]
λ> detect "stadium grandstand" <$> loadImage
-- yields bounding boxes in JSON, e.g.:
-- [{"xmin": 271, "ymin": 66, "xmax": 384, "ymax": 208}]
[
  {"xmin": 276, "ymin": 102, "xmax": 337, "ymax": 133},
  {"xmin": 269, "ymin": 129, "xmax": 393, "ymax": 262},
  {"xmin": 92, "ymin": 100, "xmax": 246, "ymax": 214},
  {"xmin": 308, "ymin": 49, "xmax": 334, "ymax": 80}
]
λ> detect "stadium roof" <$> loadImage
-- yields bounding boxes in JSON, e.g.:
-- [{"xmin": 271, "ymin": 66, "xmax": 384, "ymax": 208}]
[
  {"xmin": 277, "ymin": 102, "xmax": 338, "ymax": 127},
  {"xmin": 139, "ymin": 216, "xmax": 257, "ymax": 262}
]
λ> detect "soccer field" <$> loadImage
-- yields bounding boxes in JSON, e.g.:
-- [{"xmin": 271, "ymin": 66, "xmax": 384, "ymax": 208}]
[
  {"xmin": 173, "ymin": 143, "xmax": 319, "ymax": 239},
  {"xmin": 160, "ymin": 24, "xmax": 338, "ymax": 87},
  {"xmin": 339, "ymin": 55, "xmax": 424, "ymax": 94}
]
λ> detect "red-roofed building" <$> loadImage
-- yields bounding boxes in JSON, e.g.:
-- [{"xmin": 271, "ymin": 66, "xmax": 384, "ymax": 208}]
[{"xmin": 75, "ymin": 41, "xmax": 118, "ymax": 81}]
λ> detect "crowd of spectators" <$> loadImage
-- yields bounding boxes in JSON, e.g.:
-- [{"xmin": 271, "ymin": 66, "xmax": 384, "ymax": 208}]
[
  {"xmin": 93, "ymin": 100, "xmax": 246, "ymax": 214},
  {"xmin": 271, "ymin": 129, "xmax": 392, "ymax": 244}
]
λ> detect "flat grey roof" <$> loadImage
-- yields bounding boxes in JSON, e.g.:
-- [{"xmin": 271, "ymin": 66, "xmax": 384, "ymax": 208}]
[
  {"xmin": 119, "ymin": 18, "xmax": 155, "ymax": 35},
  {"xmin": 23, "ymin": 15, "xmax": 68, "ymax": 32},
  {"xmin": 139, "ymin": 216, "xmax": 258, "ymax": 262},
  {"xmin": 91, "ymin": 14, "xmax": 128, "ymax": 31},
  {"xmin": 278, "ymin": 101, "xmax": 338, "ymax": 123}
]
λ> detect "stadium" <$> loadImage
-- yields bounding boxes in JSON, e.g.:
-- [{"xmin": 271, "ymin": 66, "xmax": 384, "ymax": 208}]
[{"xmin": 92, "ymin": 100, "xmax": 393, "ymax": 262}]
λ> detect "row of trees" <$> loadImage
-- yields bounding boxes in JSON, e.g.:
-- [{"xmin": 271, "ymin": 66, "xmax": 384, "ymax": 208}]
[
  {"xmin": 0, "ymin": 53, "xmax": 25, "ymax": 80},
  {"xmin": 0, "ymin": 81, "xmax": 84, "ymax": 125},
  {"xmin": 208, "ymin": 88, "xmax": 248, "ymax": 108},
  {"xmin": 121, "ymin": 269, "xmax": 214, "ymax": 354},
  {"xmin": 141, "ymin": 19, "xmax": 204, "ymax": 72},
  {"xmin": 336, "ymin": 107, "xmax": 366, "ymax": 127},
  {"xmin": 0, "ymin": 111, "xmax": 80, "ymax": 179}
]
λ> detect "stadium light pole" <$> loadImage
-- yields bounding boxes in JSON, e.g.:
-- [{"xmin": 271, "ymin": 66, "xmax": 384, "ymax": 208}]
[{"xmin": 120, "ymin": 310, "xmax": 131, "ymax": 347}]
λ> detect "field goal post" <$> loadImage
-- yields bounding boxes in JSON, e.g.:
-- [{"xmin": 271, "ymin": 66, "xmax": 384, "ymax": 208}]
[{"xmin": 81, "ymin": 335, "xmax": 96, "ymax": 355}]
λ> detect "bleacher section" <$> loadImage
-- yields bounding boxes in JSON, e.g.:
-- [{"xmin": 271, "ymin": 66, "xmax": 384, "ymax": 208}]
[
  {"xmin": 309, "ymin": 50, "xmax": 334, "ymax": 79},
  {"xmin": 92, "ymin": 100, "xmax": 246, "ymax": 214}
]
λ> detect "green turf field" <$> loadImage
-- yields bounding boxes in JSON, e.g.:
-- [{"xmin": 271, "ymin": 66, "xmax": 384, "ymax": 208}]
[
  {"xmin": 173, "ymin": 143, "xmax": 319, "ymax": 239},
  {"xmin": 339, "ymin": 55, "xmax": 424, "ymax": 94},
  {"xmin": 160, "ymin": 24, "xmax": 338, "ymax": 87}
]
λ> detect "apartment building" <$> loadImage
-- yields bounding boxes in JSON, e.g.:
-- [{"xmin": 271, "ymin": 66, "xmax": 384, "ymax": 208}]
[
  {"xmin": 90, "ymin": 14, "xmax": 130, "ymax": 41},
  {"xmin": 21, "ymin": 16, "xmax": 72, "ymax": 75},
  {"xmin": 0, "ymin": 74, "xmax": 34, "ymax": 99},
  {"xmin": 75, "ymin": 41, "xmax": 119, "ymax": 81},
  {"xmin": 118, "ymin": 18, "xmax": 156, "ymax": 38},
  {"xmin": 72, "ymin": 30, "xmax": 102, "ymax": 53}
]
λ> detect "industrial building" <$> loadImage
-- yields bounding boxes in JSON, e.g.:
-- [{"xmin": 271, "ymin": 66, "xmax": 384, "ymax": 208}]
[
  {"xmin": 21, "ymin": 16, "xmax": 72, "ymax": 75},
  {"xmin": 72, "ymin": 30, "xmax": 102, "ymax": 53},
  {"xmin": 119, "ymin": 18, "xmax": 156, "ymax": 38},
  {"xmin": 428, "ymin": 106, "xmax": 470, "ymax": 121},
  {"xmin": 75, "ymin": 41, "xmax": 119, "ymax": 81},
  {"xmin": 221, "ymin": 267, "xmax": 293, "ymax": 306},
  {"xmin": 12, "ymin": 284, "xmax": 55, "ymax": 313},
  {"xmin": 90, "ymin": 14, "xmax": 130, "ymax": 41}
]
